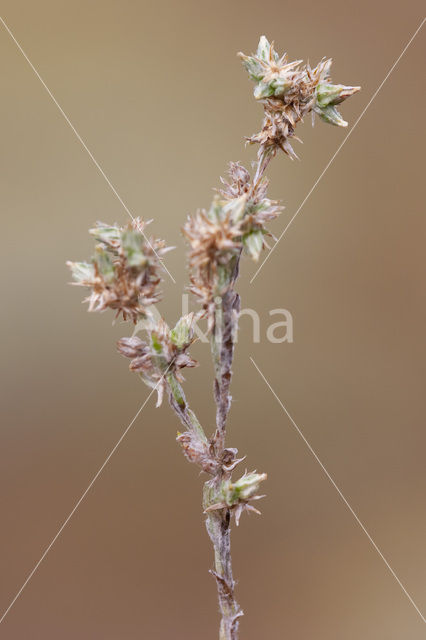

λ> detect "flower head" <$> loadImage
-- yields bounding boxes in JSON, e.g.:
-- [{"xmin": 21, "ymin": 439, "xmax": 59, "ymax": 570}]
[
  {"xmin": 67, "ymin": 218, "xmax": 171, "ymax": 323},
  {"xmin": 239, "ymin": 36, "xmax": 360, "ymax": 157},
  {"xmin": 205, "ymin": 470, "xmax": 267, "ymax": 525}
]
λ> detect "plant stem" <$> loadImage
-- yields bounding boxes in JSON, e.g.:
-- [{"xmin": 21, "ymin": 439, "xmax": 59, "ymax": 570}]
[
  {"xmin": 207, "ymin": 272, "xmax": 241, "ymax": 637},
  {"xmin": 169, "ymin": 148, "xmax": 275, "ymax": 640},
  {"xmin": 251, "ymin": 145, "xmax": 274, "ymax": 194},
  {"xmin": 211, "ymin": 282, "xmax": 240, "ymax": 454},
  {"xmin": 166, "ymin": 369, "xmax": 242, "ymax": 639},
  {"xmin": 204, "ymin": 485, "xmax": 242, "ymax": 640},
  {"xmin": 166, "ymin": 372, "xmax": 207, "ymax": 442},
  {"xmin": 206, "ymin": 148, "xmax": 275, "ymax": 639}
]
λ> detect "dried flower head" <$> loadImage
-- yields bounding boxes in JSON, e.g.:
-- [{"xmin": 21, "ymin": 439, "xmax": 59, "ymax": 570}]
[
  {"xmin": 117, "ymin": 314, "xmax": 198, "ymax": 406},
  {"xmin": 239, "ymin": 36, "xmax": 360, "ymax": 158},
  {"xmin": 183, "ymin": 198, "xmax": 243, "ymax": 314},
  {"xmin": 221, "ymin": 162, "xmax": 283, "ymax": 231},
  {"xmin": 67, "ymin": 218, "xmax": 171, "ymax": 323},
  {"xmin": 177, "ymin": 431, "xmax": 218, "ymax": 475},
  {"xmin": 184, "ymin": 165, "xmax": 283, "ymax": 311},
  {"xmin": 219, "ymin": 162, "xmax": 252, "ymax": 200}
]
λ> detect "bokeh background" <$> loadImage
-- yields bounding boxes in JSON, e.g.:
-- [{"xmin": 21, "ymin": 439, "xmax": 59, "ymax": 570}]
[{"xmin": 1, "ymin": 1, "xmax": 425, "ymax": 638}]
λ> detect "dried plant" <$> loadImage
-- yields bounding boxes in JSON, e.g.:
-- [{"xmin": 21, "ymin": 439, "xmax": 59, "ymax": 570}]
[{"xmin": 68, "ymin": 36, "xmax": 359, "ymax": 640}]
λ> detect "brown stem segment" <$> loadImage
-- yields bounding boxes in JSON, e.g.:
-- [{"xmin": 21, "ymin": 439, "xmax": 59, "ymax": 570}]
[
  {"xmin": 251, "ymin": 145, "xmax": 274, "ymax": 193},
  {"xmin": 204, "ymin": 486, "xmax": 243, "ymax": 640},
  {"xmin": 212, "ymin": 284, "xmax": 241, "ymax": 455}
]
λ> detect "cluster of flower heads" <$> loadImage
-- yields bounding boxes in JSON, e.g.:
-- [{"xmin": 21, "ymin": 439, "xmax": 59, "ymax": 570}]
[
  {"xmin": 183, "ymin": 162, "xmax": 283, "ymax": 318},
  {"xmin": 239, "ymin": 36, "xmax": 360, "ymax": 159},
  {"xmin": 67, "ymin": 218, "xmax": 171, "ymax": 323},
  {"xmin": 68, "ymin": 217, "xmax": 200, "ymax": 406},
  {"xmin": 117, "ymin": 313, "xmax": 198, "ymax": 407}
]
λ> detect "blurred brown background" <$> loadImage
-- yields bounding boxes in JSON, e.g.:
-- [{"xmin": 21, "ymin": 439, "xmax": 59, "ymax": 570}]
[{"xmin": 1, "ymin": 1, "xmax": 425, "ymax": 638}]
